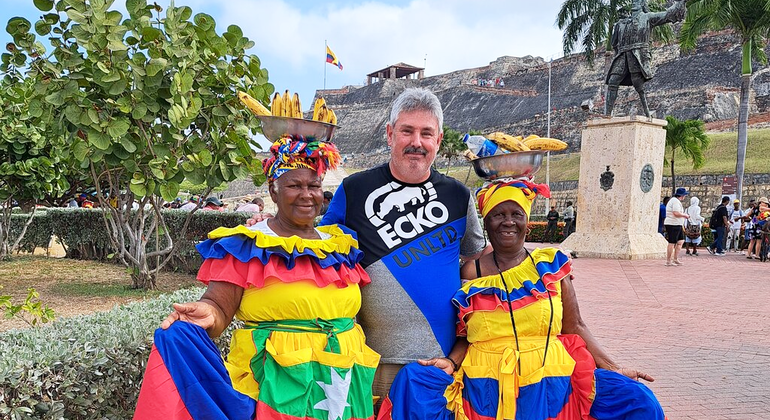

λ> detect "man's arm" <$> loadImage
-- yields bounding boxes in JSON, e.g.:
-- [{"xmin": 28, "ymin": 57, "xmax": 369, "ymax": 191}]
[
  {"xmin": 319, "ymin": 184, "xmax": 347, "ymax": 226},
  {"xmin": 459, "ymin": 194, "xmax": 488, "ymax": 261}
]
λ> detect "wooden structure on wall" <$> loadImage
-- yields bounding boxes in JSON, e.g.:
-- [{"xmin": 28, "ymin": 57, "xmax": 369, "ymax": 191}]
[{"xmin": 367, "ymin": 62, "xmax": 424, "ymax": 85}]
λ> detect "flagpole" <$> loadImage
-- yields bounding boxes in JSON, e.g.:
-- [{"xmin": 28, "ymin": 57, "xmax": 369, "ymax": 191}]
[{"xmin": 323, "ymin": 40, "xmax": 327, "ymax": 94}]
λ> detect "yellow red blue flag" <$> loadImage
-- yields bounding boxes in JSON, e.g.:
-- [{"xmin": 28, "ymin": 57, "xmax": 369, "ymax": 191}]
[{"xmin": 326, "ymin": 45, "xmax": 343, "ymax": 70}]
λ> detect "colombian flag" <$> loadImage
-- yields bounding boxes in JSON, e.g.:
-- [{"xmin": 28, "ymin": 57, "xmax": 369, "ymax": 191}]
[{"xmin": 326, "ymin": 45, "xmax": 343, "ymax": 70}]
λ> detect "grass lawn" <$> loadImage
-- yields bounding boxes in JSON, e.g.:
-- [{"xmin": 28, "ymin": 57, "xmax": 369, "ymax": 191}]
[{"xmin": 0, "ymin": 256, "xmax": 199, "ymax": 331}]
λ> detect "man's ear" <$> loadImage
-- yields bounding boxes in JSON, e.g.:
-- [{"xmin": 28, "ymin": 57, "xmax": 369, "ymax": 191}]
[{"xmin": 386, "ymin": 124, "xmax": 393, "ymax": 148}]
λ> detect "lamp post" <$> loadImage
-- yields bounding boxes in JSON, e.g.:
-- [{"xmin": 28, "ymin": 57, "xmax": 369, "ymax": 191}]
[{"xmin": 545, "ymin": 58, "xmax": 552, "ymax": 213}]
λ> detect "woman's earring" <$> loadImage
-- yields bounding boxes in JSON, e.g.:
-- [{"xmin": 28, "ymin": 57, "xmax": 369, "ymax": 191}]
[{"xmin": 526, "ymin": 227, "xmax": 532, "ymax": 236}]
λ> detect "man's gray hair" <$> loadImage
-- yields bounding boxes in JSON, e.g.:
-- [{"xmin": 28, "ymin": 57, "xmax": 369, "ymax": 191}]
[{"xmin": 388, "ymin": 88, "xmax": 443, "ymax": 132}]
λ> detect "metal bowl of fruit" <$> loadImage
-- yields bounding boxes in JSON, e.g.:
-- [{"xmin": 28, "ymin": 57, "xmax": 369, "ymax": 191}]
[
  {"xmin": 471, "ymin": 151, "xmax": 546, "ymax": 180},
  {"xmin": 258, "ymin": 115, "xmax": 337, "ymax": 142}
]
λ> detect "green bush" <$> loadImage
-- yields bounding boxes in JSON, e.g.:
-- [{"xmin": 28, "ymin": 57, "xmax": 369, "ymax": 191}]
[
  {"xmin": 11, "ymin": 209, "xmax": 252, "ymax": 272},
  {"xmin": 0, "ymin": 287, "xmax": 241, "ymax": 419},
  {"xmin": 9, "ymin": 210, "xmax": 53, "ymax": 253},
  {"xmin": 46, "ymin": 209, "xmax": 112, "ymax": 260}
]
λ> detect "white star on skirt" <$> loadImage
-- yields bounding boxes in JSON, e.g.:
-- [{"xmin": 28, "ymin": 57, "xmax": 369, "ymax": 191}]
[{"xmin": 313, "ymin": 367, "xmax": 352, "ymax": 420}]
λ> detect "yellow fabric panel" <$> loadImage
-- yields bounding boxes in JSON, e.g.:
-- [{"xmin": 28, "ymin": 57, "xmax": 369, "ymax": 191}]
[
  {"xmin": 462, "ymin": 336, "xmax": 576, "ymax": 388},
  {"xmin": 235, "ymin": 277, "xmax": 362, "ymax": 322},
  {"xmin": 464, "ymin": 284, "xmax": 563, "ymax": 343},
  {"xmin": 225, "ymin": 323, "xmax": 378, "ymax": 400}
]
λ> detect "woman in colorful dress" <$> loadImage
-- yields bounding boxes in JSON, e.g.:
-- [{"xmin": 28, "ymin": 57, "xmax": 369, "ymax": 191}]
[
  {"xmin": 134, "ymin": 137, "xmax": 379, "ymax": 420},
  {"xmin": 453, "ymin": 179, "xmax": 665, "ymax": 420}
]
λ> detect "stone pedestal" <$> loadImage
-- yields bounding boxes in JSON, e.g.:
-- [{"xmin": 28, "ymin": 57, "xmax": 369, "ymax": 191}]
[{"xmin": 561, "ymin": 116, "xmax": 668, "ymax": 259}]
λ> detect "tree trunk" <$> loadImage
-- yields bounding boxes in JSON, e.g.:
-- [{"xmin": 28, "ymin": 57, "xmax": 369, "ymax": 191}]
[
  {"xmin": 736, "ymin": 73, "xmax": 751, "ymax": 203},
  {"xmin": 130, "ymin": 257, "xmax": 157, "ymax": 290},
  {"xmin": 670, "ymin": 150, "xmax": 676, "ymax": 197},
  {"xmin": 0, "ymin": 200, "xmax": 11, "ymax": 260}
]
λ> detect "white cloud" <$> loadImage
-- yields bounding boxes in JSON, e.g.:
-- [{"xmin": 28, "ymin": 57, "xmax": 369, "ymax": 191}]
[{"xmin": 220, "ymin": 0, "xmax": 565, "ymax": 95}]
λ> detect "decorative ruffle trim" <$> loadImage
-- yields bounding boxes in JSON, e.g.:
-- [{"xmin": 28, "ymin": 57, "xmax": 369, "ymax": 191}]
[
  {"xmin": 453, "ymin": 248, "xmax": 571, "ymax": 335},
  {"xmin": 205, "ymin": 224, "xmax": 360, "ymax": 259},
  {"xmin": 195, "ymin": 223, "xmax": 370, "ymax": 289},
  {"xmin": 197, "ymin": 224, "xmax": 364, "ymax": 270},
  {"xmin": 197, "ymin": 253, "xmax": 371, "ymax": 289}
]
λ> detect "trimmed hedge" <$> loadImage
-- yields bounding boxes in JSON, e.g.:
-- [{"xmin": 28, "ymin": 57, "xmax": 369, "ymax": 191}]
[
  {"xmin": 8, "ymin": 211, "xmax": 54, "ymax": 253},
  {"xmin": 9, "ymin": 209, "xmax": 252, "ymax": 272},
  {"xmin": 0, "ymin": 287, "xmax": 241, "ymax": 419}
]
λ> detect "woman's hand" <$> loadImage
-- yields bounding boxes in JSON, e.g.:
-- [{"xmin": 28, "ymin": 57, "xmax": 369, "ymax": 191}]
[
  {"xmin": 617, "ymin": 367, "xmax": 655, "ymax": 382},
  {"xmin": 417, "ymin": 357, "xmax": 456, "ymax": 375},
  {"xmin": 161, "ymin": 301, "xmax": 218, "ymax": 331}
]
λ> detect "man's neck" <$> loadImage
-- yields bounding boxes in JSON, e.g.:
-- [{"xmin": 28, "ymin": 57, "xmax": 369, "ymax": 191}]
[{"xmin": 388, "ymin": 161, "xmax": 431, "ymax": 184}]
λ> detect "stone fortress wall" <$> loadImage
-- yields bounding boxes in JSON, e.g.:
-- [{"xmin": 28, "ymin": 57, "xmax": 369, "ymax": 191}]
[{"xmin": 316, "ymin": 30, "xmax": 770, "ymax": 217}]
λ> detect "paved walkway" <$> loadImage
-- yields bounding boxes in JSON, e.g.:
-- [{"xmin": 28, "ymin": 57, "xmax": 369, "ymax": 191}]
[{"xmin": 531, "ymin": 243, "xmax": 769, "ymax": 420}]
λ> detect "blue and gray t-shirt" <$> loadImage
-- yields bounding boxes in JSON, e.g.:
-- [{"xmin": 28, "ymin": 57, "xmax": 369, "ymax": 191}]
[{"xmin": 321, "ymin": 164, "xmax": 486, "ymax": 364}]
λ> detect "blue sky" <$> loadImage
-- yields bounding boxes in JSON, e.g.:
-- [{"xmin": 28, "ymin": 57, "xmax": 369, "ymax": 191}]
[{"xmin": 1, "ymin": 0, "xmax": 567, "ymax": 145}]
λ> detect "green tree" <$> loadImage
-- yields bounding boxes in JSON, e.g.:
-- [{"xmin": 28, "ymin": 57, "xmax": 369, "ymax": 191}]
[
  {"xmin": 0, "ymin": 77, "xmax": 71, "ymax": 260},
  {"xmin": 438, "ymin": 125, "xmax": 467, "ymax": 174},
  {"xmin": 5, "ymin": 0, "xmax": 273, "ymax": 288},
  {"xmin": 680, "ymin": 0, "xmax": 770, "ymax": 202},
  {"xmin": 556, "ymin": 0, "xmax": 675, "ymax": 64},
  {"xmin": 664, "ymin": 115, "xmax": 710, "ymax": 195}
]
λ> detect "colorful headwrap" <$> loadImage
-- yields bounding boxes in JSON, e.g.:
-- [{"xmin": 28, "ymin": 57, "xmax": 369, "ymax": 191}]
[
  {"xmin": 261, "ymin": 136, "xmax": 341, "ymax": 181},
  {"xmin": 476, "ymin": 178, "xmax": 551, "ymax": 218}
]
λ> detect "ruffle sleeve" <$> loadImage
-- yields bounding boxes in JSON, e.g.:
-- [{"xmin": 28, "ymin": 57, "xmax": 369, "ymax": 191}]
[
  {"xmin": 452, "ymin": 248, "xmax": 571, "ymax": 336},
  {"xmin": 195, "ymin": 224, "xmax": 370, "ymax": 289}
]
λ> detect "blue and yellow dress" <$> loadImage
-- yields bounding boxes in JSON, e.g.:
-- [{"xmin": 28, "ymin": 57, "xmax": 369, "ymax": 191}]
[
  {"xmin": 452, "ymin": 248, "xmax": 665, "ymax": 420},
  {"xmin": 135, "ymin": 220, "xmax": 380, "ymax": 420}
]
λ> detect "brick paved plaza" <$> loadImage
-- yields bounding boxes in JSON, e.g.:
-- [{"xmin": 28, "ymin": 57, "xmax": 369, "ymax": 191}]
[{"xmin": 552, "ymin": 245, "xmax": 770, "ymax": 420}]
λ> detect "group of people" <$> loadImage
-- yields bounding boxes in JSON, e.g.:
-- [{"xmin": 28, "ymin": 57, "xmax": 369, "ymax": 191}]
[
  {"xmin": 660, "ymin": 189, "xmax": 769, "ymax": 264},
  {"xmin": 477, "ymin": 77, "xmax": 505, "ymax": 88},
  {"xmin": 134, "ymin": 88, "xmax": 667, "ymax": 420}
]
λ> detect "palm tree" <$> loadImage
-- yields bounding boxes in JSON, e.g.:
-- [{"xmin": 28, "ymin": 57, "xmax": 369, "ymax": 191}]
[
  {"xmin": 680, "ymin": 0, "xmax": 770, "ymax": 203},
  {"xmin": 556, "ymin": 0, "xmax": 675, "ymax": 64},
  {"xmin": 438, "ymin": 125, "xmax": 467, "ymax": 174},
  {"xmin": 664, "ymin": 115, "xmax": 711, "ymax": 195}
]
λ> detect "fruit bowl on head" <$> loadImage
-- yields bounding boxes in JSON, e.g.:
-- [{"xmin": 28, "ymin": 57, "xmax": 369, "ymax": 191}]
[
  {"xmin": 257, "ymin": 115, "xmax": 337, "ymax": 143},
  {"xmin": 471, "ymin": 150, "xmax": 546, "ymax": 180}
]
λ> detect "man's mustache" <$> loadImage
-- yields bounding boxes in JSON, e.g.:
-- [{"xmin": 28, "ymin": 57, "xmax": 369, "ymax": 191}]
[{"xmin": 403, "ymin": 146, "xmax": 427, "ymax": 155}]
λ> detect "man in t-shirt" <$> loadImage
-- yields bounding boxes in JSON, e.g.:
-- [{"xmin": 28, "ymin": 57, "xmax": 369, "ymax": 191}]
[
  {"xmin": 321, "ymin": 88, "xmax": 487, "ymax": 408},
  {"xmin": 727, "ymin": 199, "xmax": 745, "ymax": 252},
  {"xmin": 544, "ymin": 205, "xmax": 559, "ymax": 243},
  {"xmin": 707, "ymin": 196, "xmax": 731, "ymax": 255}
]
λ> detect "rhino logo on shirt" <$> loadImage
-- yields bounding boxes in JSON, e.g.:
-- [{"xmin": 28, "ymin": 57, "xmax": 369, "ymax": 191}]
[
  {"xmin": 364, "ymin": 182, "xmax": 448, "ymax": 248},
  {"xmin": 376, "ymin": 186, "xmax": 428, "ymax": 219}
]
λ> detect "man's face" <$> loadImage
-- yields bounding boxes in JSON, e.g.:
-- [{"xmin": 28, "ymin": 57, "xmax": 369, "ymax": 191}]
[
  {"xmin": 734, "ymin": 202, "xmax": 740, "ymax": 209},
  {"xmin": 387, "ymin": 109, "xmax": 443, "ymax": 183}
]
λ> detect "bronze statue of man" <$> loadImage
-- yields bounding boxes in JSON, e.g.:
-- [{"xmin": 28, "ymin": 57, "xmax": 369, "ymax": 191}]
[{"xmin": 605, "ymin": 0, "xmax": 686, "ymax": 117}]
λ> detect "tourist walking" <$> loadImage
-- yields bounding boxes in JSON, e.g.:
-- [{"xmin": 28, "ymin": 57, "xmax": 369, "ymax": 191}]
[
  {"xmin": 727, "ymin": 199, "xmax": 745, "ymax": 252},
  {"xmin": 684, "ymin": 196, "xmax": 704, "ymax": 256},
  {"xmin": 707, "ymin": 196, "xmax": 730, "ymax": 255},
  {"xmin": 664, "ymin": 187, "xmax": 690, "ymax": 266}
]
